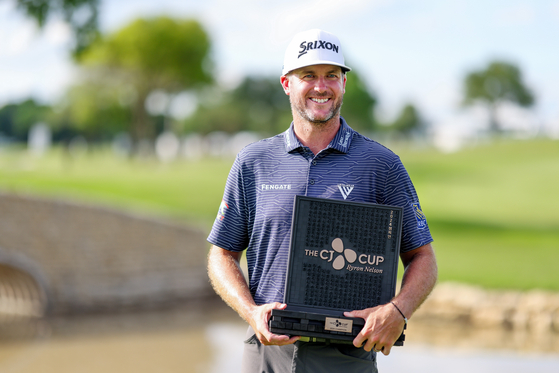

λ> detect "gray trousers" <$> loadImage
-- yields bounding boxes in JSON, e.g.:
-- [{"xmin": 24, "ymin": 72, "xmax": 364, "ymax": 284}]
[{"xmin": 241, "ymin": 327, "xmax": 378, "ymax": 373}]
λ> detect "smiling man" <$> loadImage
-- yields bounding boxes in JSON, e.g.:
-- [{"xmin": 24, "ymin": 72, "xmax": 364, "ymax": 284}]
[
  {"xmin": 283, "ymin": 64, "xmax": 345, "ymax": 123},
  {"xmin": 207, "ymin": 29, "xmax": 438, "ymax": 373}
]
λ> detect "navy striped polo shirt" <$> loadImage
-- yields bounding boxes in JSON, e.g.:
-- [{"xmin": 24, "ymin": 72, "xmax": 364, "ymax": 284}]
[{"xmin": 208, "ymin": 118, "xmax": 433, "ymax": 305}]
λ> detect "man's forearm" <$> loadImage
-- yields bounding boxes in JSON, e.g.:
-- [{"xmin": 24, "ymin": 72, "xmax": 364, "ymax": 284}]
[
  {"xmin": 207, "ymin": 245, "xmax": 256, "ymax": 322},
  {"xmin": 207, "ymin": 245, "xmax": 300, "ymax": 346},
  {"xmin": 393, "ymin": 243, "xmax": 438, "ymax": 319},
  {"xmin": 345, "ymin": 243, "xmax": 437, "ymax": 354}
]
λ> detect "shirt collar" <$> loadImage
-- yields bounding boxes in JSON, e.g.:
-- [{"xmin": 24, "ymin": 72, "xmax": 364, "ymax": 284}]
[
  {"xmin": 329, "ymin": 117, "xmax": 354, "ymax": 153},
  {"xmin": 284, "ymin": 123, "xmax": 302, "ymax": 153},
  {"xmin": 284, "ymin": 117, "xmax": 355, "ymax": 154}
]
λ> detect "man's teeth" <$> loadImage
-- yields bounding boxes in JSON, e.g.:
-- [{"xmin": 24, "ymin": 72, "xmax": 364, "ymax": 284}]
[{"xmin": 311, "ymin": 98, "xmax": 329, "ymax": 103}]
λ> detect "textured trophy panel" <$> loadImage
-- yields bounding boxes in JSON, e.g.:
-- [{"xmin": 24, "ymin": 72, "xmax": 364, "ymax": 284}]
[
  {"xmin": 301, "ymin": 263, "xmax": 383, "ymax": 311},
  {"xmin": 271, "ymin": 196, "xmax": 406, "ymax": 345},
  {"xmin": 304, "ymin": 199, "xmax": 400, "ymax": 253},
  {"xmin": 285, "ymin": 196, "xmax": 402, "ymax": 312}
]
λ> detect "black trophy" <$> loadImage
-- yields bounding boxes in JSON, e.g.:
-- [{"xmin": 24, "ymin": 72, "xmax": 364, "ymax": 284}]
[{"xmin": 269, "ymin": 195, "xmax": 406, "ymax": 346}]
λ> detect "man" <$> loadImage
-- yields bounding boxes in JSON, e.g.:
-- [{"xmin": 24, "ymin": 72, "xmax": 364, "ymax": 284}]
[{"xmin": 207, "ymin": 29, "xmax": 437, "ymax": 373}]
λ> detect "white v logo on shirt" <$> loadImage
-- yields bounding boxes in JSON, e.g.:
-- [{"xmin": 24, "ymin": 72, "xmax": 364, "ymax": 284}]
[{"xmin": 338, "ymin": 184, "xmax": 354, "ymax": 199}]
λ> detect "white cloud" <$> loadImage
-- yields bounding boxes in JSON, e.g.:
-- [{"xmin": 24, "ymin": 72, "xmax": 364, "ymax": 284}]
[
  {"xmin": 0, "ymin": 0, "xmax": 557, "ymax": 131},
  {"xmin": 44, "ymin": 20, "xmax": 72, "ymax": 46},
  {"xmin": 4, "ymin": 19, "xmax": 37, "ymax": 57},
  {"xmin": 552, "ymin": 2, "xmax": 559, "ymax": 21},
  {"xmin": 0, "ymin": 0, "xmax": 15, "ymax": 15},
  {"xmin": 0, "ymin": 2, "xmax": 76, "ymax": 104},
  {"xmin": 269, "ymin": 0, "xmax": 387, "ymax": 43},
  {"xmin": 495, "ymin": 2, "xmax": 536, "ymax": 26}
]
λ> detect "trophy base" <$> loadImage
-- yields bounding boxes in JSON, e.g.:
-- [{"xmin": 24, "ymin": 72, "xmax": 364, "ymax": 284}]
[{"xmin": 269, "ymin": 309, "xmax": 405, "ymax": 346}]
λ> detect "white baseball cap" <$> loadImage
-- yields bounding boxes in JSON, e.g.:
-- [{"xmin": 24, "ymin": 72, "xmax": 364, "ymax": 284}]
[{"xmin": 282, "ymin": 29, "xmax": 351, "ymax": 76}]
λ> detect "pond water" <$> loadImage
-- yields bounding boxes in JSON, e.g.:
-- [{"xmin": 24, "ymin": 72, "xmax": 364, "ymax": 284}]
[{"xmin": 0, "ymin": 300, "xmax": 558, "ymax": 373}]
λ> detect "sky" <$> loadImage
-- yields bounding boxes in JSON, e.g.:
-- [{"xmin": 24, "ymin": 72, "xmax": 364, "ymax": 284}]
[{"xmin": 1, "ymin": 0, "xmax": 559, "ymax": 141}]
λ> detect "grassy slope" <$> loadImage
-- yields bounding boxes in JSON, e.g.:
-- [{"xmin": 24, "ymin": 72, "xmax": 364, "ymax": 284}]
[
  {"xmin": 394, "ymin": 139, "xmax": 559, "ymax": 290},
  {"xmin": 0, "ymin": 149, "xmax": 231, "ymax": 229},
  {"xmin": 0, "ymin": 139, "xmax": 557, "ymax": 291}
]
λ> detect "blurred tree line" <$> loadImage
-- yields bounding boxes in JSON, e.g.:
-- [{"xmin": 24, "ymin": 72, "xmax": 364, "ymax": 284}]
[
  {"xmin": 183, "ymin": 68, "xmax": 384, "ymax": 137},
  {"xmin": 1, "ymin": 12, "xmax": 420, "ymax": 151},
  {"xmin": 2, "ymin": 4, "xmax": 536, "ymax": 152}
]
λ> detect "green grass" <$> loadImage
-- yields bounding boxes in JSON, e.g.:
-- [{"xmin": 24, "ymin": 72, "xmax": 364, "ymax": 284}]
[
  {"xmin": 393, "ymin": 139, "xmax": 559, "ymax": 290},
  {"xmin": 395, "ymin": 139, "xmax": 559, "ymax": 229},
  {"xmin": 1, "ymin": 139, "xmax": 558, "ymax": 291},
  {"xmin": 0, "ymin": 147, "xmax": 232, "ymax": 230}
]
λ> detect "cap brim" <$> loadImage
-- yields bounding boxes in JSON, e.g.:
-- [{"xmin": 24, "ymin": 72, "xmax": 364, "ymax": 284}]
[{"xmin": 282, "ymin": 61, "xmax": 351, "ymax": 76}]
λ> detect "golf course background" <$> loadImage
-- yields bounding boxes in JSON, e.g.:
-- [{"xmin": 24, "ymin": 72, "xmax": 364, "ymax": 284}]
[{"xmin": 0, "ymin": 138, "xmax": 557, "ymax": 291}]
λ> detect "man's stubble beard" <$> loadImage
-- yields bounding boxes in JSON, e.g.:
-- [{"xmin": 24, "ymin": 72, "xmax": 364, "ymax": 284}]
[{"xmin": 289, "ymin": 94, "xmax": 344, "ymax": 127}]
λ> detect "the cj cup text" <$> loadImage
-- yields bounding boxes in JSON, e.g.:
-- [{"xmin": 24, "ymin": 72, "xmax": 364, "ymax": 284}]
[
  {"xmin": 305, "ymin": 238, "xmax": 385, "ymax": 271},
  {"xmin": 305, "ymin": 249, "xmax": 384, "ymax": 266}
]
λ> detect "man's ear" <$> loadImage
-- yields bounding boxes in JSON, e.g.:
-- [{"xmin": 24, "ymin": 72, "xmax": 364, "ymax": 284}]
[
  {"xmin": 280, "ymin": 75, "xmax": 290, "ymax": 95},
  {"xmin": 342, "ymin": 74, "xmax": 347, "ymax": 94}
]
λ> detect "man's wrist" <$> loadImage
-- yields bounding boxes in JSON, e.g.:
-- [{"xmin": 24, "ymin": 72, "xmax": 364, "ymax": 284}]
[{"xmin": 390, "ymin": 301, "xmax": 408, "ymax": 325}]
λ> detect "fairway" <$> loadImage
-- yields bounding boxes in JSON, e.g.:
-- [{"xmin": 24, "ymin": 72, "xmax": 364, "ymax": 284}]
[
  {"xmin": 0, "ymin": 139, "xmax": 557, "ymax": 291},
  {"xmin": 394, "ymin": 139, "xmax": 559, "ymax": 290}
]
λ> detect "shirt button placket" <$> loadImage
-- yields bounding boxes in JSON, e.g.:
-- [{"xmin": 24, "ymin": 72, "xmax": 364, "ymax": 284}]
[{"xmin": 309, "ymin": 158, "xmax": 317, "ymax": 186}]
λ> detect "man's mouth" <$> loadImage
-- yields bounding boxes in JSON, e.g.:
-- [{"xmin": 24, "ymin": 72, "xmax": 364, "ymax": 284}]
[{"xmin": 310, "ymin": 98, "xmax": 330, "ymax": 104}]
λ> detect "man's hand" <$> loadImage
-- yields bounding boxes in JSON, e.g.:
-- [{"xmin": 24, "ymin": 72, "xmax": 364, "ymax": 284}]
[
  {"xmin": 249, "ymin": 302, "xmax": 300, "ymax": 346},
  {"xmin": 207, "ymin": 246, "xmax": 300, "ymax": 346},
  {"xmin": 344, "ymin": 303, "xmax": 405, "ymax": 355},
  {"xmin": 343, "ymin": 243, "xmax": 437, "ymax": 355}
]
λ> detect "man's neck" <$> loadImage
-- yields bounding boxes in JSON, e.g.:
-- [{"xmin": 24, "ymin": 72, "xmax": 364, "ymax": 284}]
[{"xmin": 292, "ymin": 116, "xmax": 341, "ymax": 155}]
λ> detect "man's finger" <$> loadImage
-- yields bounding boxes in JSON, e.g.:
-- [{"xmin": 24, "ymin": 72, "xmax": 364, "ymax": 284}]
[
  {"xmin": 262, "ymin": 332, "xmax": 299, "ymax": 346},
  {"xmin": 343, "ymin": 310, "xmax": 362, "ymax": 318},
  {"xmin": 381, "ymin": 344, "xmax": 392, "ymax": 356}
]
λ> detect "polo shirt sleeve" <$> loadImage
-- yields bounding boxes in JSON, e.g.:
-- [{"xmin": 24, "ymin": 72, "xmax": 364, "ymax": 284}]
[
  {"xmin": 207, "ymin": 155, "xmax": 250, "ymax": 252},
  {"xmin": 383, "ymin": 156, "xmax": 433, "ymax": 253}
]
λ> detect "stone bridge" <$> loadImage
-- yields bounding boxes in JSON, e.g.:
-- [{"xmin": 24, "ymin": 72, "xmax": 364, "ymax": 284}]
[{"xmin": 0, "ymin": 193, "xmax": 213, "ymax": 319}]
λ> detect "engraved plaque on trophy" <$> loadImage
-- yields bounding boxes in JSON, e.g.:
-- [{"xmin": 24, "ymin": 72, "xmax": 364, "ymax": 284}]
[{"xmin": 269, "ymin": 195, "xmax": 405, "ymax": 345}]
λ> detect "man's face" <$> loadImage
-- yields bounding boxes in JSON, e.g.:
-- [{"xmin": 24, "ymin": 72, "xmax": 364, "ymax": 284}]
[{"xmin": 281, "ymin": 64, "xmax": 347, "ymax": 126}]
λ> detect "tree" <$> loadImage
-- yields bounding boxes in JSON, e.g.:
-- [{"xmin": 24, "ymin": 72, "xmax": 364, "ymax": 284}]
[
  {"xmin": 463, "ymin": 61, "xmax": 534, "ymax": 133},
  {"xmin": 184, "ymin": 76, "xmax": 292, "ymax": 136},
  {"xmin": 229, "ymin": 76, "xmax": 292, "ymax": 134},
  {"xmin": 390, "ymin": 103, "xmax": 423, "ymax": 137},
  {"xmin": 0, "ymin": 99, "xmax": 53, "ymax": 141},
  {"xmin": 77, "ymin": 16, "xmax": 213, "ymax": 150},
  {"xmin": 15, "ymin": 0, "xmax": 99, "ymax": 58},
  {"xmin": 341, "ymin": 68, "xmax": 378, "ymax": 133},
  {"xmin": 0, "ymin": 103, "xmax": 18, "ymax": 139},
  {"xmin": 55, "ymin": 82, "xmax": 132, "ymax": 142},
  {"xmin": 184, "ymin": 68, "xmax": 378, "ymax": 136}
]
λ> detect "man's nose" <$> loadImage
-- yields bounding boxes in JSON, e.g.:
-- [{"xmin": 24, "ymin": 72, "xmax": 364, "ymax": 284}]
[{"xmin": 313, "ymin": 77, "xmax": 328, "ymax": 92}]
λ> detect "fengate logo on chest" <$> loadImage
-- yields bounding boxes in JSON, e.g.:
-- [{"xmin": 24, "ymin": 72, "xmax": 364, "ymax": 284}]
[{"xmin": 261, "ymin": 184, "xmax": 292, "ymax": 191}]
